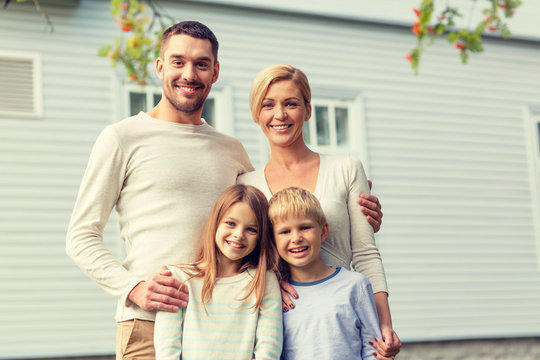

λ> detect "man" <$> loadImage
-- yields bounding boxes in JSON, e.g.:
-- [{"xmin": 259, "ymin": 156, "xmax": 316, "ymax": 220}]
[{"xmin": 66, "ymin": 21, "xmax": 383, "ymax": 359}]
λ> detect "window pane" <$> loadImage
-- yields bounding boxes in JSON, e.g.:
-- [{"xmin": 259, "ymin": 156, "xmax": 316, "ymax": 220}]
[
  {"xmin": 129, "ymin": 92, "xmax": 146, "ymax": 116},
  {"xmin": 315, "ymin": 106, "xmax": 330, "ymax": 145},
  {"xmin": 153, "ymin": 93, "xmax": 161, "ymax": 106},
  {"xmin": 201, "ymin": 98, "xmax": 215, "ymax": 127},
  {"xmin": 335, "ymin": 107, "xmax": 349, "ymax": 146},
  {"xmin": 302, "ymin": 121, "xmax": 311, "ymax": 145}
]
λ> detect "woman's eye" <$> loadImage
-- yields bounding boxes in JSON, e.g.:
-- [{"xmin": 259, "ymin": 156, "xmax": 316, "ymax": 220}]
[
  {"xmin": 286, "ymin": 102, "xmax": 298, "ymax": 107},
  {"xmin": 262, "ymin": 103, "xmax": 273, "ymax": 108}
]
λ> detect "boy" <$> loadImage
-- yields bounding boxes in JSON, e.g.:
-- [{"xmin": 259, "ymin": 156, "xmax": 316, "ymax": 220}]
[{"xmin": 268, "ymin": 187, "xmax": 389, "ymax": 360}]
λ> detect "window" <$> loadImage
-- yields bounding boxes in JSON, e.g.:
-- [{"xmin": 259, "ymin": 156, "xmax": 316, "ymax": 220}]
[
  {"xmin": 302, "ymin": 96, "xmax": 366, "ymax": 160},
  {"xmin": 0, "ymin": 51, "xmax": 42, "ymax": 118}
]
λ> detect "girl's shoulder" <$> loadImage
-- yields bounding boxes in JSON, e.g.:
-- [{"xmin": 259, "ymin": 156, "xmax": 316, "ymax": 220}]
[{"xmin": 168, "ymin": 264, "xmax": 199, "ymax": 281}]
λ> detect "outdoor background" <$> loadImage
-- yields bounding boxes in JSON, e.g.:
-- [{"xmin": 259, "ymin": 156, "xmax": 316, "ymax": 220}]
[{"xmin": 1, "ymin": 0, "xmax": 539, "ymax": 359}]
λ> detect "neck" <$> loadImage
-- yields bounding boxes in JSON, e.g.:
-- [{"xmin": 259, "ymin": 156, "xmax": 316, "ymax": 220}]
[
  {"xmin": 288, "ymin": 258, "xmax": 335, "ymax": 283},
  {"xmin": 267, "ymin": 142, "xmax": 316, "ymax": 169},
  {"xmin": 147, "ymin": 99, "xmax": 203, "ymax": 125}
]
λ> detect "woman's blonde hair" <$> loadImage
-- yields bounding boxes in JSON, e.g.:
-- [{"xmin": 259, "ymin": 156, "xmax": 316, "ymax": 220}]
[
  {"xmin": 176, "ymin": 184, "xmax": 278, "ymax": 311},
  {"xmin": 249, "ymin": 64, "xmax": 311, "ymax": 124}
]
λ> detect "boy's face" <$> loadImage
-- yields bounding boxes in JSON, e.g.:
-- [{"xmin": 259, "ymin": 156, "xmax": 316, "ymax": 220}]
[{"xmin": 273, "ymin": 215, "xmax": 328, "ymax": 270}]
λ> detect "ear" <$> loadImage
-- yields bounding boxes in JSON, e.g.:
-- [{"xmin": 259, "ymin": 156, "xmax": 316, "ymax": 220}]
[
  {"xmin": 212, "ymin": 61, "xmax": 220, "ymax": 84},
  {"xmin": 156, "ymin": 57, "xmax": 164, "ymax": 81},
  {"xmin": 320, "ymin": 223, "xmax": 329, "ymax": 243},
  {"xmin": 304, "ymin": 102, "xmax": 312, "ymax": 122}
]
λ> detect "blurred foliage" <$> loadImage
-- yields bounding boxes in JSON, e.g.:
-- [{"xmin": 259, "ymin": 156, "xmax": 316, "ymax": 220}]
[
  {"xmin": 407, "ymin": 0, "xmax": 522, "ymax": 74},
  {"xmin": 97, "ymin": 0, "xmax": 174, "ymax": 85}
]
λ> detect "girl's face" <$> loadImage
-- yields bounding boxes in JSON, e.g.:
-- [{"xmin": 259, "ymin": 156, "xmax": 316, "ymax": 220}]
[
  {"xmin": 257, "ymin": 80, "xmax": 311, "ymax": 149},
  {"xmin": 215, "ymin": 201, "xmax": 259, "ymax": 274}
]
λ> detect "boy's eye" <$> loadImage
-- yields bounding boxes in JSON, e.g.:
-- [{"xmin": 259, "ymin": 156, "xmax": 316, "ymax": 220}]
[
  {"xmin": 279, "ymin": 230, "xmax": 290, "ymax": 235},
  {"xmin": 301, "ymin": 226, "xmax": 312, "ymax": 231}
]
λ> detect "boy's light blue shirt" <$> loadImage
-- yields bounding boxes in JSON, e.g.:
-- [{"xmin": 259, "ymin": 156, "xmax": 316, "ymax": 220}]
[{"xmin": 282, "ymin": 267, "xmax": 381, "ymax": 360}]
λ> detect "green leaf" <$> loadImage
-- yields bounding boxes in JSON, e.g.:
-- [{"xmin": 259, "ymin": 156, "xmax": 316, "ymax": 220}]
[{"xmin": 98, "ymin": 44, "xmax": 113, "ymax": 57}]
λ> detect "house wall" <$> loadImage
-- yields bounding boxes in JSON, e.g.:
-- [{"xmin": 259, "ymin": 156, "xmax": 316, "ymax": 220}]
[{"xmin": 0, "ymin": 0, "xmax": 539, "ymax": 358}]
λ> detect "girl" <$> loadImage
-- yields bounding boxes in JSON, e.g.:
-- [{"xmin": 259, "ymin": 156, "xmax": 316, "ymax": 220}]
[{"xmin": 154, "ymin": 184, "xmax": 282, "ymax": 360}]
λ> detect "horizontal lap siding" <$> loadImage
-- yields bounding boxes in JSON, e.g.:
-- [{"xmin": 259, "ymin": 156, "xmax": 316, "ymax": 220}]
[
  {"xmin": 1, "ymin": 0, "xmax": 540, "ymax": 358},
  {"xmin": 0, "ymin": 1, "xmax": 120, "ymax": 358}
]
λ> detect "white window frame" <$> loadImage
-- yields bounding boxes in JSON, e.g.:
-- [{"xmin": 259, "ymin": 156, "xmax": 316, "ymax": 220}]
[
  {"xmin": 121, "ymin": 83, "xmax": 234, "ymax": 136},
  {"xmin": 523, "ymin": 105, "xmax": 540, "ymax": 266},
  {"xmin": 0, "ymin": 50, "xmax": 42, "ymax": 119},
  {"xmin": 304, "ymin": 94, "xmax": 369, "ymax": 170}
]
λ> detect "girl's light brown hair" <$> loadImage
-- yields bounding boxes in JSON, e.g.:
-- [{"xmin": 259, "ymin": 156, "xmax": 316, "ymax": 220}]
[
  {"xmin": 176, "ymin": 184, "xmax": 278, "ymax": 311},
  {"xmin": 249, "ymin": 64, "xmax": 311, "ymax": 124}
]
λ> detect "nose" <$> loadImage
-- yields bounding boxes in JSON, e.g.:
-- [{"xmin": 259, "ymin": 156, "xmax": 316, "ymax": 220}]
[
  {"xmin": 274, "ymin": 105, "xmax": 287, "ymax": 121},
  {"xmin": 233, "ymin": 228, "xmax": 244, "ymax": 240},
  {"xmin": 182, "ymin": 63, "xmax": 196, "ymax": 82},
  {"xmin": 291, "ymin": 230, "xmax": 303, "ymax": 243}
]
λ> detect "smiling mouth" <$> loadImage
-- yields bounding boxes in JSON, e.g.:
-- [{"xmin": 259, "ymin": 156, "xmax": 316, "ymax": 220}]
[
  {"xmin": 175, "ymin": 83, "xmax": 203, "ymax": 93},
  {"xmin": 226, "ymin": 240, "xmax": 246, "ymax": 249},
  {"xmin": 289, "ymin": 246, "xmax": 308, "ymax": 253},
  {"xmin": 271, "ymin": 124, "xmax": 292, "ymax": 130}
]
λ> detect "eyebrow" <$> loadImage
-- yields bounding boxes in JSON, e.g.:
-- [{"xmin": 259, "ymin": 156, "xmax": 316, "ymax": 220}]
[
  {"xmin": 262, "ymin": 96, "xmax": 301, "ymax": 101},
  {"xmin": 169, "ymin": 54, "xmax": 213, "ymax": 62}
]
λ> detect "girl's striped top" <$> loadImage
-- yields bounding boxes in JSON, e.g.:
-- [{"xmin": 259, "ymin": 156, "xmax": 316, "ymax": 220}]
[{"xmin": 154, "ymin": 267, "xmax": 283, "ymax": 359}]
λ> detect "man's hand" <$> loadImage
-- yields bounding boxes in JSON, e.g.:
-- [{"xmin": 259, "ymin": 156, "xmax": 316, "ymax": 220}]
[
  {"xmin": 127, "ymin": 266, "xmax": 188, "ymax": 312},
  {"xmin": 280, "ymin": 280, "xmax": 298, "ymax": 312},
  {"xmin": 358, "ymin": 180, "xmax": 383, "ymax": 233}
]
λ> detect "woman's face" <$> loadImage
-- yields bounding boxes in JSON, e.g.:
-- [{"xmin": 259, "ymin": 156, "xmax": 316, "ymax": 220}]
[{"xmin": 257, "ymin": 80, "xmax": 311, "ymax": 149}]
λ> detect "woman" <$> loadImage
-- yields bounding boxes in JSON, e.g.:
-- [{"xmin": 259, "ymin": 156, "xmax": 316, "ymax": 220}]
[{"xmin": 238, "ymin": 64, "xmax": 401, "ymax": 358}]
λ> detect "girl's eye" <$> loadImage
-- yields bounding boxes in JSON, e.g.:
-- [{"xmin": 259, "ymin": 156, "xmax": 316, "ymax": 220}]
[
  {"xmin": 247, "ymin": 227, "xmax": 258, "ymax": 234},
  {"xmin": 279, "ymin": 230, "xmax": 290, "ymax": 235},
  {"xmin": 225, "ymin": 221, "xmax": 235, "ymax": 226}
]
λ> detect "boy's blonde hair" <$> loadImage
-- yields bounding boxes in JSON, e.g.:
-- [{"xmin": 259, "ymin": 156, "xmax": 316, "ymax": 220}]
[{"xmin": 268, "ymin": 187, "xmax": 326, "ymax": 227}]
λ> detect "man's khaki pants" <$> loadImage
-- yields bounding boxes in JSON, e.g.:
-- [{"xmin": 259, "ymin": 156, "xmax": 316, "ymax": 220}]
[{"xmin": 116, "ymin": 319, "xmax": 155, "ymax": 360}]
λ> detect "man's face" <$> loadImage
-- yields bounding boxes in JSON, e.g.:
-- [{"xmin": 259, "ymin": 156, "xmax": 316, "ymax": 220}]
[{"xmin": 156, "ymin": 34, "xmax": 219, "ymax": 114}]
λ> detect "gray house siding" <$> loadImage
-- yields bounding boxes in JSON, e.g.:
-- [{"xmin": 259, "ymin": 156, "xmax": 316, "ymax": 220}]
[{"xmin": 0, "ymin": 0, "xmax": 539, "ymax": 358}]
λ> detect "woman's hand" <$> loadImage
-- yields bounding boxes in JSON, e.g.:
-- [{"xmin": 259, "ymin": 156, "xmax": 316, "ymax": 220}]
[
  {"xmin": 370, "ymin": 325, "xmax": 402, "ymax": 359},
  {"xmin": 358, "ymin": 180, "xmax": 383, "ymax": 233}
]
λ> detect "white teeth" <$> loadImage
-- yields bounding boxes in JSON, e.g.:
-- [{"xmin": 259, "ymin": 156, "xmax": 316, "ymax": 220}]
[
  {"xmin": 290, "ymin": 247, "xmax": 307, "ymax": 253},
  {"xmin": 179, "ymin": 86, "xmax": 196, "ymax": 92},
  {"xmin": 226, "ymin": 240, "xmax": 244, "ymax": 248},
  {"xmin": 272, "ymin": 125, "xmax": 290, "ymax": 130}
]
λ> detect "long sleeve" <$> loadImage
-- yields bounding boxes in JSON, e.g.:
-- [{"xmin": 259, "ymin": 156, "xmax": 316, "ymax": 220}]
[
  {"xmin": 346, "ymin": 157, "xmax": 388, "ymax": 294},
  {"xmin": 65, "ymin": 126, "xmax": 140, "ymax": 302},
  {"xmin": 154, "ymin": 308, "xmax": 185, "ymax": 360},
  {"xmin": 356, "ymin": 278, "xmax": 382, "ymax": 360},
  {"xmin": 254, "ymin": 272, "xmax": 283, "ymax": 359}
]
